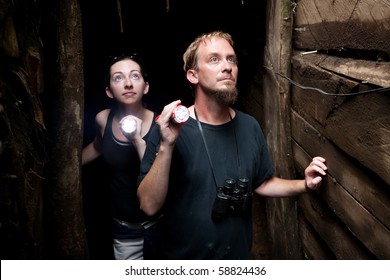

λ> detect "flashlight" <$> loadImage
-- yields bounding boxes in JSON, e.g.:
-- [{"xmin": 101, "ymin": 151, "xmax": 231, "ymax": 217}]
[
  {"xmin": 172, "ymin": 105, "xmax": 189, "ymax": 124},
  {"xmin": 119, "ymin": 115, "xmax": 137, "ymax": 138},
  {"xmin": 155, "ymin": 104, "xmax": 189, "ymax": 124}
]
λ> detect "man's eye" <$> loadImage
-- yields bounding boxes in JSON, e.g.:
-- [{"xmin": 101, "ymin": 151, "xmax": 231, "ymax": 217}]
[
  {"xmin": 228, "ymin": 57, "xmax": 237, "ymax": 64},
  {"xmin": 210, "ymin": 57, "xmax": 219, "ymax": 63}
]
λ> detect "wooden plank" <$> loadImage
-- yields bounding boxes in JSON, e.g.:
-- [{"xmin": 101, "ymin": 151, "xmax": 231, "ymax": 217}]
[
  {"xmin": 295, "ymin": 53, "xmax": 390, "ymax": 87},
  {"xmin": 292, "ymin": 111, "xmax": 390, "ymax": 229},
  {"xmin": 291, "ymin": 54, "xmax": 390, "ymax": 185},
  {"xmin": 263, "ymin": 0, "xmax": 295, "ymax": 177},
  {"xmin": 251, "ymin": 196, "xmax": 272, "ymax": 259},
  {"xmin": 292, "ymin": 114, "xmax": 390, "ymax": 259},
  {"xmin": 293, "ymin": 0, "xmax": 390, "ymax": 54},
  {"xmin": 261, "ymin": 0, "xmax": 299, "ymax": 259},
  {"xmin": 299, "ymin": 215, "xmax": 335, "ymax": 259},
  {"xmin": 295, "ymin": 0, "xmax": 390, "ymax": 23},
  {"xmin": 299, "ymin": 188, "xmax": 373, "ymax": 259}
]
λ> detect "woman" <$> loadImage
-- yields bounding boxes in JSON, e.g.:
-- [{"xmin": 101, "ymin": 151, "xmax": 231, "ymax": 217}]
[{"xmin": 82, "ymin": 53, "xmax": 158, "ymax": 260}]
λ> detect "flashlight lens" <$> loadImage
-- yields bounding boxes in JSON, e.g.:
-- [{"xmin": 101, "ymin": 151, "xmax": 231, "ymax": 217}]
[
  {"xmin": 120, "ymin": 116, "xmax": 137, "ymax": 134},
  {"xmin": 172, "ymin": 105, "xmax": 189, "ymax": 124}
]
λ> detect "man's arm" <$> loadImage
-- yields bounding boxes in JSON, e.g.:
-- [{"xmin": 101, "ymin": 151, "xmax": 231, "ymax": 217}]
[
  {"xmin": 137, "ymin": 141, "xmax": 174, "ymax": 216},
  {"xmin": 137, "ymin": 100, "xmax": 183, "ymax": 216},
  {"xmin": 255, "ymin": 156, "xmax": 327, "ymax": 197}
]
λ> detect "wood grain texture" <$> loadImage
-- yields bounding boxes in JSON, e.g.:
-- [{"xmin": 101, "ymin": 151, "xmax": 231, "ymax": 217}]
[
  {"xmin": 291, "ymin": 54, "xmax": 390, "ymax": 185},
  {"xmin": 292, "ymin": 113, "xmax": 390, "ymax": 259},
  {"xmin": 293, "ymin": 0, "xmax": 390, "ymax": 54}
]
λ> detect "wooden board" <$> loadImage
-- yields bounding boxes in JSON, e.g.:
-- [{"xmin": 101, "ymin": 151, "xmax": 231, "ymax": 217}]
[
  {"xmin": 260, "ymin": 0, "xmax": 300, "ymax": 259},
  {"xmin": 299, "ymin": 215, "xmax": 335, "ymax": 259},
  {"xmin": 251, "ymin": 196, "xmax": 272, "ymax": 259},
  {"xmin": 294, "ymin": 53, "xmax": 390, "ymax": 87},
  {"xmin": 293, "ymin": 0, "xmax": 390, "ymax": 54},
  {"xmin": 298, "ymin": 188, "xmax": 373, "ymax": 259},
  {"xmin": 292, "ymin": 113, "xmax": 390, "ymax": 259},
  {"xmin": 291, "ymin": 54, "xmax": 390, "ymax": 185},
  {"xmin": 292, "ymin": 111, "xmax": 390, "ymax": 228}
]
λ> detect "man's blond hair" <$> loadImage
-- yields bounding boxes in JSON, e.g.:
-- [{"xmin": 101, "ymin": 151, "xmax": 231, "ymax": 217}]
[{"xmin": 183, "ymin": 31, "xmax": 234, "ymax": 72}]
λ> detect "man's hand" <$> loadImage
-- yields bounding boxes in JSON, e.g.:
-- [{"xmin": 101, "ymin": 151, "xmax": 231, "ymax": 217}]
[
  {"xmin": 155, "ymin": 100, "xmax": 184, "ymax": 146},
  {"xmin": 304, "ymin": 156, "xmax": 327, "ymax": 191}
]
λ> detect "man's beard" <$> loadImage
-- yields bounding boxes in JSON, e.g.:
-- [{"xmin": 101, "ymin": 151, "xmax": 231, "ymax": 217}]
[{"xmin": 203, "ymin": 84, "xmax": 239, "ymax": 105}]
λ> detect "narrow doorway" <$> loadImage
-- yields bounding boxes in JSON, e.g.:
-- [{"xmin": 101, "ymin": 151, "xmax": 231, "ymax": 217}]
[{"xmin": 81, "ymin": 0, "xmax": 268, "ymax": 259}]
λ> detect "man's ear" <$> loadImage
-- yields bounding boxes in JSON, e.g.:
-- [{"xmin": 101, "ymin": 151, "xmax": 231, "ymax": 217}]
[
  {"xmin": 186, "ymin": 69, "xmax": 198, "ymax": 85},
  {"xmin": 105, "ymin": 87, "xmax": 114, "ymax": 99}
]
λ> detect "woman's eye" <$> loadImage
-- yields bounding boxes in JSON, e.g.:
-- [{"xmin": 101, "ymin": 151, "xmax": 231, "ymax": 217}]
[
  {"xmin": 131, "ymin": 73, "xmax": 141, "ymax": 80},
  {"xmin": 113, "ymin": 75, "xmax": 123, "ymax": 82}
]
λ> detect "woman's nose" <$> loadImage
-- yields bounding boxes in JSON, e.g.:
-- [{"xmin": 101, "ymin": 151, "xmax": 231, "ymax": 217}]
[{"xmin": 124, "ymin": 77, "xmax": 133, "ymax": 87}]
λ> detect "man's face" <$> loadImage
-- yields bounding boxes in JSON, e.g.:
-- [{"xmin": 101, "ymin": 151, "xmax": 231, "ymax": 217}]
[{"xmin": 195, "ymin": 37, "xmax": 239, "ymax": 104}]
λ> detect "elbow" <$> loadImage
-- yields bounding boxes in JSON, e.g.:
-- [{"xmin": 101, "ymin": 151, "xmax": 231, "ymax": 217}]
[
  {"xmin": 139, "ymin": 200, "xmax": 159, "ymax": 217},
  {"xmin": 138, "ymin": 190, "xmax": 159, "ymax": 216}
]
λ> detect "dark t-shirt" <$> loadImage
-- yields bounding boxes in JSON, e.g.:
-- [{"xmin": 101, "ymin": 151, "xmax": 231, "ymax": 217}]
[
  {"xmin": 139, "ymin": 109, "xmax": 274, "ymax": 259},
  {"xmin": 103, "ymin": 109, "xmax": 157, "ymax": 223}
]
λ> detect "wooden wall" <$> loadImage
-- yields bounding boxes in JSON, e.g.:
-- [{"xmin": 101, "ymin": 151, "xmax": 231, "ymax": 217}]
[
  {"xmin": 291, "ymin": 0, "xmax": 390, "ymax": 259},
  {"xmin": 245, "ymin": 0, "xmax": 390, "ymax": 259}
]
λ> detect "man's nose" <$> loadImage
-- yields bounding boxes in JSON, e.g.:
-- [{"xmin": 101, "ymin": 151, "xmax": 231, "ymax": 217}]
[{"xmin": 222, "ymin": 59, "xmax": 233, "ymax": 71}]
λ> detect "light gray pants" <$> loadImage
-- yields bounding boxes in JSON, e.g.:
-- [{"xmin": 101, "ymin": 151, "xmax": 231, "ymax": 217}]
[{"xmin": 113, "ymin": 237, "xmax": 144, "ymax": 260}]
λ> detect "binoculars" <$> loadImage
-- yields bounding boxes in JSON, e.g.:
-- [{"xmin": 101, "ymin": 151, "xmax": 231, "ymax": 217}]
[{"xmin": 211, "ymin": 176, "xmax": 252, "ymax": 221}]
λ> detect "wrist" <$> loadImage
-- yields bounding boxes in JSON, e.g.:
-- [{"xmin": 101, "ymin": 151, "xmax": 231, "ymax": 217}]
[
  {"xmin": 158, "ymin": 141, "xmax": 175, "ymax": 155},
  {"xmin": 304, "ymin": 181, "xmax": 313, "ymax": 192},
  {"xmin": 131, "ymin": 136, "xmax": 145, "ymax": 146}
]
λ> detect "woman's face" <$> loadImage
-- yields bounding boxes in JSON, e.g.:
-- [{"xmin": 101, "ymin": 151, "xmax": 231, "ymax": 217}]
[{"xmin": 106, "ymin": 59, "xmax": 149, "ymax": 105}]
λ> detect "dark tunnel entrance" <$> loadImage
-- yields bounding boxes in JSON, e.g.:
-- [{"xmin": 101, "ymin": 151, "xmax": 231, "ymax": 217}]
[{"xmin": 80, "ymin": 0, "xmax": 268, "ymax": 259}]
